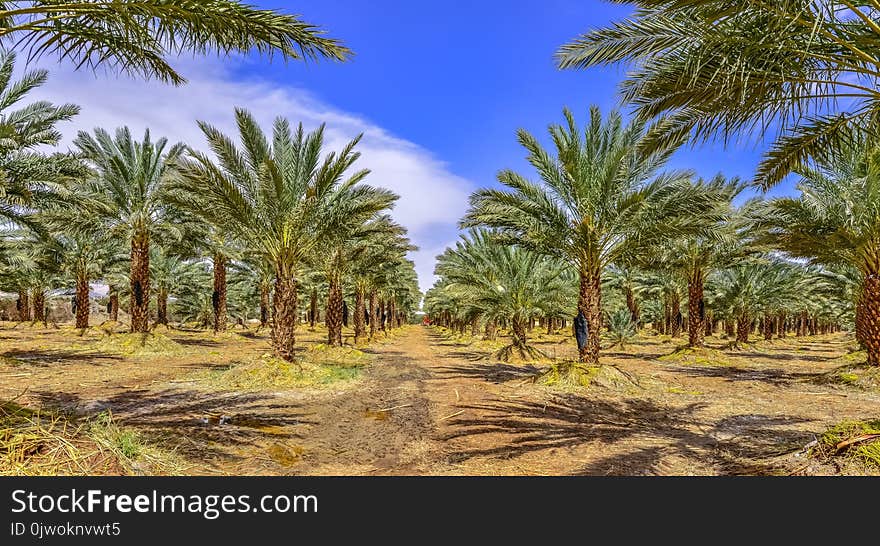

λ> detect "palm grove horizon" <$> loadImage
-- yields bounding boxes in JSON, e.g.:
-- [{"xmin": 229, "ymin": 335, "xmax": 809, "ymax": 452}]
[{"xmin": 1, "ymin": 1, "xmax": 879, "ymax": 372}]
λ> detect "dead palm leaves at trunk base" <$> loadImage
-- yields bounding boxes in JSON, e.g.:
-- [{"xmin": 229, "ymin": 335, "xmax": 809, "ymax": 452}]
[
  {"xmin": 538, "ymin": 362, "xmax": 641, "ymax": 391},
  {"xmin": 494, "ymin": 343, "xmax": 547, "ymax": 364},
  {"xmin": 202, "ymin": 350, "xmax": 371, "ymax": 392},
  {"xmin": 0, "ymin": 402, "xmax": 183, "ymax": 476},
  {"xmin": 92, "ymin": 333, "xmax": 183, "ymax": 357}
]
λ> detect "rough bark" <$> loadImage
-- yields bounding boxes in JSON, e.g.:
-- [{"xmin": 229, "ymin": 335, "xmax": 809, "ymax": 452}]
[
  {"xmin": 309, "ymin": 288, "xmax": 318, "ymax": 328},
  {"xmin": 671, "ymin": 296, "xmax": 682, "ymax": 338},
  {"xmin": 271, "ymin": 273, "xmax": 298, "ymax": 361},
  {"xmin": 354, "ymin": 287, "xmax": 366, "ymax": 344},
  {"xmin": 736, "ymin": 311, "xmax": 751, "ymax": 344},
  {"xmin": 75, "ymin": 270, "xmax": 90, "ymax": 329},
  {"xmin": 129, "ymin": 232, "xmax": 151, "ymax": 333},
  {"xmin": 17, "ymin": 289, "xmax": 30, "ymax": 322},
  {"xmin": 212, "ymin": 253, "xmax": 227, "ymax": 333},
  {"xmin": 625, "ymin": 287, "xmax": 640, "ymax": 325},
  {"xmin": 577, "ymin": 266, "xmax": 601, "ymax": 365},
  {"xmin": 156, "ymin": 287, "xmax": 168, "ymax": 326},
  {"xmin": 860, "ymin": 272, "xmax": 880, "ymax": 365},
  {"xmin": 687, "ymin": 270, "xmax": 705, "ymax": 348},
  {"xmin": 108, "ymin": 286, "xmax": 119, "ymax": 322},
  {"xmin": 326, "ymin": 273, "xmax": 343, "ymax": 347},
  {"xmin": 511, "ymin": 316, "xmax": 527, "ymax": 348},
  {"xmin": 259, "ymin": 284, "xmax": 270, "ymax": 327},
  {"xmin": 484, "ymin": 319, "xmax": 498, "ymax": 340},
  {"xmin": 32, "ymin": 290, "xmax": 46, "ymax": 324},
  {"xmin": 369, "ymin": 290, "xmax": 378, "ymax": 340}
]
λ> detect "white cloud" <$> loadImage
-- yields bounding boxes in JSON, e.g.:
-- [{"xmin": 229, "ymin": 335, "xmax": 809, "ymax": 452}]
[{"xmin": 26, "ymin": 58, "xmax": 471, "ymax": 293}]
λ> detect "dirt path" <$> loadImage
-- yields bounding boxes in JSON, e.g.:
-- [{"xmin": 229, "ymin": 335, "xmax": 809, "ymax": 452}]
[{"xmin": 3, "ymin": 324, "xmax": 880, "ymax": 475}]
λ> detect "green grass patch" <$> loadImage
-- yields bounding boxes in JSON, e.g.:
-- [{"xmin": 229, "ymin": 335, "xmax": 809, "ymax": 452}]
[
  {"xmin": 818, "ymin": 363, "xmax": 880, "ymax": 390},
  {"xmin": 811, "ymin": 419, "xmax": 880, "ymax": 470}
]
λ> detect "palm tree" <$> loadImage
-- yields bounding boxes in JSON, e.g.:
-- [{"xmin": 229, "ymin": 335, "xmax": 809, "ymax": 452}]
[
  {"xmin": 74, "ymin": 127, "xmax": 186, "ymax": 333},
  {"xmin": 640, "ymin": 177, "xmax": 744, "ymax": 346},
  {"xmin": 557, "ymin": 1, "xmax": 880, "ymax": 188},
  {"xmin": 174, "ymin": 109, "xmax": 394, "ymax": 361},
  {"xmin": 0, "ymin": 49, "xmax": 81, "ymax": 228},
  {"xmin": 463, "ymin": 106, "xmax": 721, "ymax": 364},
  {"xmin": 0, "ymin": 1, "xmax": 350, "ymax": 85},
  {"xmin": 432, "ymin": 229, "xmax": 572, "ymax": 360},
  {"xmin": 755, "ymin": 141, "xmax": 880, "ymax": 364}
]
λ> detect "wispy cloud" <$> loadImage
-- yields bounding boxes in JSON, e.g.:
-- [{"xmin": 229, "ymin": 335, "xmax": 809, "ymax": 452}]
[{"xmin": 28, "ymin": 59, "xmax": 471, "ymax": 293}]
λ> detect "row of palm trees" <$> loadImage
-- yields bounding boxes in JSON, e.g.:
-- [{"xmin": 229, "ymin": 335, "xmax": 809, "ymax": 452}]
[
  {"xmin": 425, "ymin": 106, "xmax": 874, "ymax": 366},
  {"xmin": 0, "ymin": 49, "xmax": 420, "ymax": 361}
]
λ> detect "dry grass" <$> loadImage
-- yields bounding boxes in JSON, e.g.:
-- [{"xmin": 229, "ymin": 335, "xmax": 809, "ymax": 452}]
[
  {"xmin": 0, "ymin": 401, "xmax": 185, "ymax": 476},
  {"xmin": 200, "ymin": 346, "xmax": 371, "ymax": 392},
  {"xmin": 90, "ymin": 332, "xmax": 184, "ymax": 357}
]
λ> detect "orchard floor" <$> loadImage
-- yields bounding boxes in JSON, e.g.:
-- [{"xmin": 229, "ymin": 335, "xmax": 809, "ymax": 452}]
[{"xmin": 1, "ymin": 322, "xmax": 879, "ymax": 475}]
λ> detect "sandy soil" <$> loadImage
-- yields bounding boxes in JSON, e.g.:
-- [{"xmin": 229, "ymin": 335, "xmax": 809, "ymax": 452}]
[{"xmin": 1, "ymin": 323, "xmax": 878, "ymax": 475}]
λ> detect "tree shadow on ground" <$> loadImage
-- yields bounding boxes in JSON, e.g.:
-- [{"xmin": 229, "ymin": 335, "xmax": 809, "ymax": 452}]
[
  {"xmin": 440, "ymin": 392, "xmax": 814, "ymax": 475},
  {"xmin": 667, "ymin": 365, "xmax": 825, "ymax": 386},
  {"xmin": 1, "ymin": 348, "xmax": 123, "ymax": 366},
  {"xmin": 434, "ymin": 362, "xmax": 543, "ymax": 384},
  {"xmin": 29, "ymin": 388, "xmax": 314, "ymax": 467}
]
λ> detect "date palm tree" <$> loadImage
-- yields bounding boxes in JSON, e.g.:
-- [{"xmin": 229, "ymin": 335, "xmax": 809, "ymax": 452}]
[
  {"xmin": 557, "ymin": 1, "xmax": 880, "ymax": 188},
  {"xmin": 463, "ymin": 106, "xmax": 721, "ymax": 364},
  {"xmin": 174, "ymin": 109, "xmax": 394, "ymax": 361},
  {"xmin": 73, "ymin": 126, "xmax": 186, "ymax": 333},
  {"xmin": 0, "ymin": 1, "xmax": 350, "ymax": 85},
  {"xmin": 0, "ymin": 49, "xmax": 80, "ymax": 228},
  {"xmin": 755, "ymin": 141, "xmax": 880, "ymax": 364}
]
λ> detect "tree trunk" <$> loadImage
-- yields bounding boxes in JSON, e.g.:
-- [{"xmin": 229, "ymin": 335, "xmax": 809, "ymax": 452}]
[
  {"xmin": 736, "ymin": 311, "xmax": 750, "ymax": 344},
  {"xmin": 471, "ymin": 315, "xmax": 479, "ymax": 337},
  {"xmin": 859, "ymin": 272, "xmax": 880, "ymax": 365},
  {"xmin": 577, "ymin": 266, "xmax": 601, "ymax": 364},
  {"xmin": 369, "ymin": 290, "xmax": 378, "ymax": 340},
  {"xmin": 687, "ymin": 270, "xmax": 705, "ymax": 348},
  {"xmin": 354, "ymin": 287, "xmax": 366, "ymax": 344},
  {"xmin": 777, "ymin": 312, "xmax": 787, "ymax": 339},
  {"xmin": 74, "ymin": 270, "xmax": 90, "ymax": 329},
  {"xmin": 484, "ymin": 319, "xmax": 497, "ymax": 340},
  {"xmin": 763, "ymin": 316, "xmax": 773, "ymax": 340},
  {"xmin": 16, "ymin": 289, "xmax": 30, "ymax": 322},
  {"xmin": 129, "ymin": 232, "xmax": 151, "ymax": 333},
  {"xmin": 108, "ymin": 286, "xmax": 119, "ymax": 322},
  {"xmin": 511, "ymin": 316, "xmax": 527, "ymax": 348},
  {"xmin": 156, "ymin": 287, "xmax": 168, "ymax": 326},
  {"xmin": 271, "ymin": 273, "xmax": 297, "ymax": 361},
  {"xmin": 309, "ymin": 288, "xmax": 318, "ymax": 328},
  {"xmin": 625, "ymin": 287, "xmax": 640, "ymax": 325},
  {"xmin": 212, "ymin": 253, "xmax": 227, "ymax": 333},
  {"xmin": 326, "ymin": 273, "xmax": 343, "ymax": 347},
  {"xmin": 546, "ymin": 316, "xmax": 553, "ymax": 335},
  {"xmin": 32, "ymin": 290, "xmax": 46, "ymax": 324},
  {"xmin": 380, "ymin": 299, "xmax": 387, "ymax": 333},
  {"xmin": 260, "ymin": 284, "xmax": 270, "ymax": 327},
  {"xmin": 671, "ymin": 295, "xmax": 682, "ymax": 338}
]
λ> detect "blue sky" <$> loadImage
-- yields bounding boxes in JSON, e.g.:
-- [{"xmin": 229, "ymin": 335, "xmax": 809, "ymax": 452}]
[{"xmin": 31, "ymin": 1, "xmax": 794, "ymax": 292}]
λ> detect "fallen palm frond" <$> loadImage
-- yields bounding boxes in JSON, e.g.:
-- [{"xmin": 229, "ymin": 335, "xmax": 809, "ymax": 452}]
[
  {"xmin": 0, "ymin": 402, "xmax": 184, "ymax": 476},
  {"xmin": 810, "ymin": 420, "xmax": 880, "ymax": 470}
]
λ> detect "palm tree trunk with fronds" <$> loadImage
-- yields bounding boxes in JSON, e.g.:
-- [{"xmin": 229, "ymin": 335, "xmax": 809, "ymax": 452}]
[
  {"xmin": 129, "ymin": 232, "xmax": 150, "ymax": 333},
  {"xmin": 736, "ymin": 311, "xmax": 750, "ymax": 344},
  {"xmin": 777, "ymin": 312, "xmax": 787, "ymax": 339},
  {"xmin": 354, "ymin": 287, "xmax": 366, "ymax": 344},
  {"xmin": 687, "ymin": 270, "xmax": 704, "ymax": 348},
  {"xmin": 260, "ymin": 284, "xmax": 270, "ymax": 328},
  {"xmin": 379, "ymin": 299, "xmax": 386, "ymax": 334},
  {"xmin": 212, "ymin": 253, "xmax": 227, "ymax": 333},
  {"xmin": 16, "ymin": 289, "xmax": 29, "ymax": 321},
  {"xmin": 272, "ymin": 273, "xmax": 297, "ymax": 361},
  {"xmin": 156, "ymin": 287, "xmax": 168, "ymax": 325},
  {"xmin": 369, "ymin": 290, "xmax": 377, "ymax": 340},
  {"xmin": 309, "ymin": 288, "xmax": 317, "ymax": 328},
  {"xmin": 32, "ymin": 290, "xmax": 46, "ymax": 324},
  {"xmin": 577, "ymin": 267, "xmax": 601, "ymax": 365},
  {"xmin": 326, "ymin": 273, "xmax": 343, "ymax": 346},
  {"xmin": 75, "ymin": 269, "xmax": 90, "ymax": 329},
  {"xmin": 108, "ymin": 286, "xmax": 119, "ymax": 322},
  {"xmin": 763, "ymin": 316, "xmax": 773, "ymax": 340}
]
